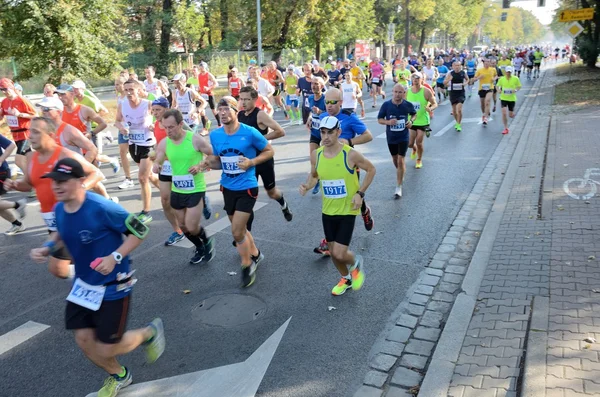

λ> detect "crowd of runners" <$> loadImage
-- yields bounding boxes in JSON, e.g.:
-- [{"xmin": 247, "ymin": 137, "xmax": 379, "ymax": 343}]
[{"xmin": 0, "ymin": 43, "xmax": 556, "ymax": 397}]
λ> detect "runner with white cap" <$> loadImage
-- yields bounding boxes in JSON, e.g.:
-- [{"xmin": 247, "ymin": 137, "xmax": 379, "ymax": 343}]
[
  {"xmin": 143, "ymin": 65, "xmax": 170, "ymax": 98},
  {"xmin": 171, "ymin": 73, "xmax": 207, "ymax": 132},
  {"xmin": 495, "ymin": 66, "xmax": 521, "ymax": 135}
]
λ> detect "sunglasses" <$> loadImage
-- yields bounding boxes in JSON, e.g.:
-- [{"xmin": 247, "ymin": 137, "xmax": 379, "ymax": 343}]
[
  {"xmin": 0, "ymin": 88, "xmax": 7, "ymax": 92},
  {"xmin": 40, "ymin": 107, "xmax": 56, "ymax": 112},
  {"xmin": 325, "ymin": 100, "xmax": 339, "ymax": 105}
]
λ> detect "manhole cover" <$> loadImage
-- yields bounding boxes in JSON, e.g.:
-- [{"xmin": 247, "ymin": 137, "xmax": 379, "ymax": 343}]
[{"xmin": 191, "ymin": 294, "xmax": 267, "ymax": 327}]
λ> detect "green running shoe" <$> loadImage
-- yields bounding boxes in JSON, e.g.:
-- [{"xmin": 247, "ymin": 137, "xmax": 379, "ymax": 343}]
[
  {"xmin": 332, "ymin": 277, "xmax": 352, "ymax": 296},
  {"xmin": 145, "ymin": 318, "xmax": 165, "ymax": 364},
  {"xmin": 350, "ymin": 255, "xmax": 365, "ymax": 291},
  {"xmin": 97, "ymin": 369, "xmax": 132, "ymax": 397}
]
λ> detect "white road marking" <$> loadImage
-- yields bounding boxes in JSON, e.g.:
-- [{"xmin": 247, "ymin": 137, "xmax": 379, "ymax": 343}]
[
  {"xmin": 86, "ymin": 317, "xmax": 292, "ymax": 397},
  {"xmin": 433, "ymin": 118, "xmax": 482, "ymax": 137},
  {"xmin": 176, "ymin": 202, "xmax": 268, "ymax": 249},
  {"xmin": 0, "ymin": 321, "xmax": 50, "ymax": 356}
]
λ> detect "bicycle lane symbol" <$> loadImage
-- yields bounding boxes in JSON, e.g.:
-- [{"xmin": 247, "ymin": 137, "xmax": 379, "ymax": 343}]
[{"xmin": 563, "ymin": 168, "xmax": 600, "ymax": 200}]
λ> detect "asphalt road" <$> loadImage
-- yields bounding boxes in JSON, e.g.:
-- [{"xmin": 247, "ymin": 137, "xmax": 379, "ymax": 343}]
[{"xmin": 0, "ymin": 78, "xmax": 534, "ymax": 397}]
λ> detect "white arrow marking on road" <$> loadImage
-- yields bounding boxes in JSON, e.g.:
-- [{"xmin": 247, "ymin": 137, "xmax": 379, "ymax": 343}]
[
  {"xmin": 0, "ymin": 321, "xmax": 50, "ymax": 356},
  {"xmin": 433, "ymin": 118, "xmax": 482, "ymax": 137},
  {"xmin": 175, "ymin": 201, "xmax": 268, "ymax": 249},
  {"xmin": 85, "ymin": 317, "xmax": 292, "ymax": 397}
]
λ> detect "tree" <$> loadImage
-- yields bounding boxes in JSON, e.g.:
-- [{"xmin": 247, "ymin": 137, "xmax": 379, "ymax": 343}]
[
  {"xmin": 173, "ymin": 1, "xmax": 208, "ymax": 53},
  {"xmin": 552, "ymin": 0, "xmax": 600, "ymax": 67},
  {"xmin": 0, "ymin": 0, "xmax": 123, "ymax": 83}
]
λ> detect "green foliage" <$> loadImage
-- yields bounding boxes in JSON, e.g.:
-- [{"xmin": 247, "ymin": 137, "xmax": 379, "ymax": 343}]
[
  {"xmin": 173, "ymin": 0, "xmax": 207, "ymax": 53},
  {"xmin": 577, "ymin": 36, "xmax": 600, "ymax": 67}
]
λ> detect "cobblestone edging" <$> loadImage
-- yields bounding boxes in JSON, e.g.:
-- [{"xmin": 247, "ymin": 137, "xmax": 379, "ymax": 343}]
[{"xmin": 354, "ymin": 73, "xmax": 549, "ymax": 397}]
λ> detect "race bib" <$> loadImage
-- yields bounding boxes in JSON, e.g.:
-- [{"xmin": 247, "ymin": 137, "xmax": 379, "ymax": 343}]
[
  {"xmin": 311, "ymin": 116, "xmax": 320, "ymax": 130},
  {"xmin": 372, "ymin": 77, "xmax": 380, "ymax": 83},
  {"xmin": 390, "ymin": 118, "xmax": 406, "ymax": 131},
  {"xmin": 221, "ymin": 155, "xmax": 243, "ymax": 175},
  {"xmin": 439, "ymin": 73, "xmax": 446, "ymax": 78},
  {"xmin": 6, "ymin": 115, "xmax": 19, "ymax": 128},
  {"xmin": 468, "ymin": 67, "xmax": 475, "ymax": 73},
  {"xmin": 304, "ymin": 97, "xmax": 310, "ymax": 108},
  {"xmin": 66, "ymin": 278, "xmax": 106, "ymax": 311},
  {"xmin": 503, "ymin": 89, "xmax": 514, "ymax": 95},
  {"xmin": 482, "ymin": 84, "xmax": 491, "ymax": 90},
  {"xmin": 288, "ymin": 94, "xmax": 298, "ymax": 100},
  {"xmin": 201, "ymin": 93, "xmax": 209, "ymax": 100},
  {"xmin": 452, "ymin": 83, "xmax": 463, "ymax": 91},
  {"xmin": 129, "ymin": 129, "xmax": 146, "ymax": 144},
  {"xmin": 161, "ymin": 160, "xmax": 172, "ymax": 176},
  {"xmin": 172, "ymin": 174, "xmax": 195, "ymax": 190},
  {"xmin": 412, "ymin": 102, "xmax": 421, "ymax": 111},
  {"xmin": 322, "ymin": 179, "xmax": 347, "ymax": 199},
  {"xmin": 230, "ymin": 82, "xmax": 238, "ymax": 89},
  {"xmin": 42, "ymin": 212, "xmax": 57, "ymax": 231}
]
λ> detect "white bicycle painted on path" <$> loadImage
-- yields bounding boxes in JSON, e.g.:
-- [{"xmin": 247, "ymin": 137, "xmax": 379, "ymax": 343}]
[{"xmin": 563, "ymin": 168, "xmax": 600, "ymax": 200}]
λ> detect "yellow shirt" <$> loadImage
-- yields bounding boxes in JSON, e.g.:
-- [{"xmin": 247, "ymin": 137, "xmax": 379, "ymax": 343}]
[
  {"xmin": 498, "ymin": 59, "xmax": 511, "ymax": 72},
  {"xmin": 350, "ymin": 66, "xmax": 364, "ymax": 88},
  {"xmin": 475, "ymin": 67, "xmax": 497, "ymax": 90}
]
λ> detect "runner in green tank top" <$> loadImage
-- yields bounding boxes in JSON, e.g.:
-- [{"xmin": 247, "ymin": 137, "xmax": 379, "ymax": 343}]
[
  {"xmin": 405, "ymin": 73, "xmax": 438, "ymax": 169},
  {"xmin": 153, "ymin": 109, "xmax": 216, "ymax": 265},
  {"xmin": 300, "ymin": 116, "xmax": 376, "ymax": 296}
]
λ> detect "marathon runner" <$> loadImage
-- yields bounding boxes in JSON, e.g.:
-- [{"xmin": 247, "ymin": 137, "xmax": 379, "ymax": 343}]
[
  {"xmin": 472, "ymin": 59, "xmax": 497, "ymax": 126},
  {"xmin": 444, "ymin": 61, "xmax": 469, "ymax": 132},
  {"xmin": 115, "ymin": 79, "xmax": 158, "ymax": 223},
  {"xmin": 495, "ymin": 66, "xmax": 521, "ymax": 135},
  {"xmin": 349, "ymin": 59, "xmax": 367, "ymax": 118},
  {"xmin": 465, "ymin": 54, "xmax": 477, "ymax": 97},
  {"xmin": 197, "ymin": 62, "xmax": 220, "ymax": 127},
  {"xmin": 377, "ymin": 84, "xmax": 416, "ymax": 199},
  {"xmin": 114, "ymin": 77, "xmax": 135, "ymax": 190},
  {"xmin": 407, "ymin": 73, "xmax": 438, "ymax": 169},
  {"xmin": 29, "ymin": 157, "xmax": 165, "ymax": 397},
  {"xmin": 283, "ymin": 65, "xmax": 301, "ymax": 125},
  {"xmin": 422, "ymin": 58, "xmax": 438, "ymax": 91},
  {"xmin": 341, "ymin": 70, "xmax": 363, "ymax": 115},
  {"xmin": 435, "ymin": 59, "xmax": 449, "ymax": 102},
  {"xmin": 266, "ymin": 61, "xmax": 286, "ymax": 115},
  {"xmin": 71, "ymin": 79, "xmax": 114, "ymax": 145},
  {"xmin": 228, "ymin": 68, "xmax": 245, "ymax": 100},
  {"xmin": 153, "ymin": 109, "xmax": 216, "ymax": 264},
  {"xmin": 306, "ymin": 78, "xmax": 327, "ymax": 194},
  {"xmin": 297, "ymin": 63, "xmax": 315, "ymax": 125},
  {"xmin": 202, "ymin": 97, "xmax": 273, "ymax": 287},
  {"xmin": 171, "ymin": 73, "xmax": 207, "ymax": 132},
  {"xmin": 513, "ymin": 53, "xmax": 524, "ymax": 78},
  {"xmin": 299, "ymin": 116, "xmax": 374, "ymax": 295},
  {"xmin": 369, "ymin": 57, "xmax": 386, "ymax": 108},
  {"xmin": 0, "ymin": 134, "xmax": 26, "ymax": 235},
  {"xmin": 491, "ymin": 59, "xmax": 503, "ymax": 113},
  {"xmin": 144, "ymin": 65, "xmax": 170, "ymax": 98},
  {"xmin": 238, "ymin": 86, "xmax": 292, "ymax": 223},
  {"xmin": 533, "ymin": 47, "xmax": 544, "ymax": 78}
]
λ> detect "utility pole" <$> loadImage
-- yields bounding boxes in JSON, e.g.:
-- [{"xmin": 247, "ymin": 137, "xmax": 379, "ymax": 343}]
[{"xmin": 257, "ymin": 0, "xmax": 263, "ymax": 64}]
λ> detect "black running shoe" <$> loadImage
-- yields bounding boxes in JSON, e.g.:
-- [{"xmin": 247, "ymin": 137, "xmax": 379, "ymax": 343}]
[
  {"xmin": 241, "ymin": 263, "xmax": 257, "ymax": 287},
  {"xmin": 362, "ymin": 205, "xmax": 374, "ymax": 231},
  {"xmin": 282, "ymin": 203, "xmax": 293, "ymax": 222},
  {"xmin": 251, "ymin": 250, "xmax": 264, "ymax": 267},
  {"xmin": 190, "ymin": 246, "xmax": 205, "ymax": 264},
  {"xmin": 203, "ymin": 236, "xmax": 216, "ymax": 263}
]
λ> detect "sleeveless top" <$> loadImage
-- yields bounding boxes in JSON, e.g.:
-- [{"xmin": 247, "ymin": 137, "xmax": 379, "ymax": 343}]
[
  {"xmin": 175, "ymin": 88, "xmax": 196, "ymax": 126},
  {"xmin": 406, "ymin": 88, "xmax": 429, "ymax": 126},
  {"xmin": 144, "ymin": 80, "xmax": 162, "ymax": 98},
  {"xmin": 165, "ymin": 131, "xmax": 205, "ymax": 194},
  {"xmin": 62, "ymin": 105, "xmax": 89, "ymax": 134},
  {"xmin": 30, "ymin": 147, "xmax": 62, "ymax": 230},
  {"xmin": 121, "ymin": 99, "xmax": 154, "ymax": 147},
  {"xmin": 315, "ymin": 144, "xmax": 360, "ymax": 216},
  {"xmin": 55, "ymin": 122, "xmax": 82, "ymax": 155},
  {"xmin": 238, "ymin": 107, "xmax": 268, "ymax": 136},
  {"xmin": 449, "ymin": 71, "xmax": 467, "ymax": 93}
]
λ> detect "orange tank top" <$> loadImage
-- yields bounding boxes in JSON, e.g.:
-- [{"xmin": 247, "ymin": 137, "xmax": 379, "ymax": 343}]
[
  {"xmin": 267, "ymin": 70, "xmax": 278, "ymax": 86},
  {"xmin": 256, "ymin": 96, "xmax": 268, "ymax": 112},
  {"xmin": 30, "ymin": 147, "xmax": 62, "ymax": 213},
  {"xmin": 62, "ymin": 105, "xmax": 88, "ymax": 133},
  {"xmin": 54, "ymin": 122, "xmax": 67, "ymax": 146}
]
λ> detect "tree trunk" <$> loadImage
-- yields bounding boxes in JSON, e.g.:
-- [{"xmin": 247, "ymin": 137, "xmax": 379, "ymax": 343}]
[
  {"xmin": 418, "ymin": 25, "xmax": 427, "ymax": 54},
  {"xmin": 404, "ymin": 0, "xmax": 410, "ymax": 56},
  {"xmin": 272, "ymin": 0, "xmax": 299, "ymax": 61},
  {"xmin": 158, "ymin": 0, "xmax": 173, "ymax": 73},
  {"xmin": 141, "ymin": 7, "xmax": 156, "ymax": 54},
  {"xmin": 315, "ymin": 25, "xmax": 322, "ymax": 61},
  {"xmin": 220, "ymin": 0, "xmax": 228, "ymax": 43}
]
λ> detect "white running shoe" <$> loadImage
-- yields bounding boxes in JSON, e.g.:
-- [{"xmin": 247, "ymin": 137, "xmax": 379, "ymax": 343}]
[
  {"xmin": 118, "ymin": 179, "xmax": 135, "ymax": 189},
  {"xmin": 394, "ymin": 185, "xmax": 402, "ymax": 199},
  {"xmin": 5, "ymin": 223, "xmax": 25, "ymax": 236}
]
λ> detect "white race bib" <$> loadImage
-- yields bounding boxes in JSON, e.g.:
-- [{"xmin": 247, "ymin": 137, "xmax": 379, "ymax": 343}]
[
  {"xmin": 503, "ymin": 89, "xmax": 514, "ymax": 95},
  {"xmin": 372, "ymin": 77, "xmax": 380, "ymax": 83},
  {"xmin": 230, "ymin": 82, "xmax": 239, "ymax": 89},
  {"xmin": 42, "ymin": 212, "xmax": 57, "ymax": 231},
  {"xmin": 161, "ymin": 160, "xmax": 172, "ymax": 176},
  {"xmin": 304, "ymin": 97, "xmax": 310, "ymax": 108},
  {"xmin": 412, "ymin": 102, "xmax": 421, "ymax": 111},
  {"xmin": 390, "ymin": 118, "xmax": 406, "ymax": 131},
  {"xmin": 482, "ymin": 84, "xmax": 491, "ymax": 90},
  {"xmin": 452, "ymin": 83, "xmax": 464, "ymax": 91},
  {"xmin": 66, "ymin": 278, "xmax": 106, "ymax": 311},
  {"xmin": 288, "ymin": 94, "xmax": 298, "ymax": 100},
  {"xmin": 221, "ymin": 155, "xmax": 243, "ymax": 175},
  {"xmin": 172, "ymin": 174, "xmax": 195, "ymax": 190},
  {"xmin": 468, "ymin": 67, "xmax": 475, "ymax": 73},
  {"xmin": 311, "ymin": 116, "xmax": 320, "ymax": 130},
  {"xmin": 6, "ymin": 115, "xmax": 19, "ymax": 128},
  {"xmin": 129, "ymin": 129, "xmax": 147, "ymax": 144},
  {"xmin": 322, "ymin": 179, "xmax": 348, "ymax": 199}
]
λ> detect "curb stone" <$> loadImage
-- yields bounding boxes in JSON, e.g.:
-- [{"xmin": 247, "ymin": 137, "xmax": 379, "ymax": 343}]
[{"xmin": 355, "ymin": 70, "xmax": 550, "ymax": 397}]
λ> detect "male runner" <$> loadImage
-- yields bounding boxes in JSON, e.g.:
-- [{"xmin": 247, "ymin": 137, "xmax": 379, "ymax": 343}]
[
  {"xmin": 197, "ymin": 62, "xmax": 220, "ymax": 127},
  {"xmin": 490, "ymin": 59, "xmax": 503, "ymax": 113},
  {"xmin": 114, "ymin": 77, "xmax": 135, "ymax": 190},
  {"xmin": 115, "ymin": 79, "xmax": 158, "ymax": 223},
  {"xmin": 153, "ymin": 109, "xmax": 216, "ymax": 264},
  {"xmin": 297, "ymin": 63, "xmax": 314, "ymax": 125},
  {"xmin": 495, "ymin": 66, "xmax": 521, "ymax": 135},
  {"xmin": 228, "ymin": 68, "xmax": 245, "ymax": 100},
  {"xmin": 0, "ymin": 78, "xmax": 36, "ymax": 174},
  {"xmin": 349, "ymin": 59, "xmax": 367, "ymax": 117},
  {"xmin": 341, "ymin": 70, "xmax": 362, "ymax": 114},
  {"xmin": 472, "ymin": 59, "xmax": 497, "ymax": 125},
  {"xmin": 513, "ymin": 53, "xmax": 524, "ymax": 78},
  {"xmin": 203, "ymin": 97, "xmax": 274, "ymax": 287},
  {"xmin": 29, "ymin": 157, "xmax": 165, "ymax": 397},
  {"xmin": 284, "ymin": 65, "xmax": 301, "ymax": 124},
  {"xmin": 465, "ymin": 54, "xmax": 477, "ymax": 97},
  {"xmin": 407, "ymin": 73, "xmax": 437, "ymax": 168},
  {"xmin": 435, "ymin": 59, "xmax": 449, "ymax": 102},
  {"xmin": 306, "ymin": 78, "xmax": 327, "ymax": 194},
  {"xmin": 238, "ymin": 86, "xmax": 292, "ymax": 222},
  {"xmin": 377, "ymin": 84, "xmax": 416, "ymax": 198},
  {"xmin": 444, "ymin": 61, "xmax": 469, "ymax": 131},
  {"xmin": 422, "ymin": 58, "xmax": 438, "ymax": 90},
  {"xmin": 144, "ymin": 65, "xmax": 170, "ymax": 98},
  {"xmin": 266, "ymin": 61, "xmax": 286, "ymax": 114},
  {"xmin": 299, "ymin": 116, "xmax": 374, "ymax": 295},
  {"xmin": 171, "ymin": 73, "xmax": 207, "ymax": 131},
  {"xmin": 0, "ymin": 134, "xmax": 26, "ymax": 235},
  {"xmin": 71, "ymin": 79, "xmax": 114, "ymax": 145},
  {"xmin": 533, "ymin": 47, "xmax": 544, "ymax": 78}
]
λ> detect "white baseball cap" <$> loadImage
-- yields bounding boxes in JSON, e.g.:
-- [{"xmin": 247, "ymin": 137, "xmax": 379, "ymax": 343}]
[
  {"xmin": 312, "ymin": 60, "xmax": 320, "ymax": 67},
  {"xmin": 171, "ymin": 73, "xmax": 186, "ymax": 82},
  {"xmin": 319, "ymin": 116, "xmax": 340, "ymax": 130},
  {"xmin": 72, "ymin": 79, "xmax": 86, "ymax": 89},
  {"xmin": 36, "ymin": 96, "xmax": 64, "ymax": 111},
  {"xmin": 505, "ymin": 66, "xmax": 514, "ymax": 73}
]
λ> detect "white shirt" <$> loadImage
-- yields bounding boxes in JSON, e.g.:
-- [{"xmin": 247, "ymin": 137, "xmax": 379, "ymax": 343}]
[
  {"xmin": 341, "ymin": 81, "xmax": 359, "ymax": 110},
  {"xmin": 257, "ymin": 78, "xmax": 275, "ymax": 97}
]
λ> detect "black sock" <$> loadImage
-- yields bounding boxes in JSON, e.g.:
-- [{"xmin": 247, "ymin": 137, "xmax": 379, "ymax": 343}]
[
  {"xmin": 13, "ymin": 201, "xmax": 20, "ymax": 210},
  {"xmin": 201, "ymin": 115, "xmax": 208, "ymax": 128},
  {"xmin": 275, "ymin": 195, "xmax": 286, "ymax": 207},
  {"xmin": 12, "ymin": 220, "xmax": 22, "ymax": 226},
  {"xmin": 184, "ymin": 232, "xmax": 204, "ymax": 249},
  {"xmin": 198, "ymin": 227, "xmax": 209, "ymax": 245}
]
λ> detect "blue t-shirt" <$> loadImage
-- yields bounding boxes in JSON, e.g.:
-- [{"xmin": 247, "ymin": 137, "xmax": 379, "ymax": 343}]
[
  {"xmin": 443, "ymin": 61, "xmax": 453, "ymax": 70},
  {"xmin": 466, "ymin": 60, "xmax": 477, "ymax": 76},
  {"xmin": 210, "ymin": 123, "xmax": 268, "ymax": 191},
  {"xmin": 377, "ymin": 100, "xmax": 416, "ymax": 144},
  {"xmin": 0, "ymin": 135, "xmax": 12, "ymax": 173},
  {"xmin": 327, "ymin": 70, "xmax": 342, "ymax": 85},
  {"xmin": 297, "ymin": 77, "xmax": 313, "ymax": 108},
  {"xmin": 55, "ymin": 192, "xmax": 131, "ymax": 301},
  {"xmin": 308, "ymin": 95, "xmax": 327, "ymax": 137},
  {"xmin": 437, "ymin": 66, "xmax": 449, "ymax": 84},
  {"xmin": 320, "ymin": 111, "xmax": 367, "ymax": 141}
]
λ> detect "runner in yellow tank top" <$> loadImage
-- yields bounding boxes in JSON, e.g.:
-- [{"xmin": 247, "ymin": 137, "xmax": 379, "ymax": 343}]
[
  {"xmin": 406, "ymin": 73, "xmax": 438, "ymax": 169},
  {"xmin": 300, "ymin": 116, "xmax": 376, "ymax": 296}
]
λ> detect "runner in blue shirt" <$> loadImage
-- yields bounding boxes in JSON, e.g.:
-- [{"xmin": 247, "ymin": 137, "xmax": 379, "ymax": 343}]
[
  {"xmin": 465, "ymin": 54, "xmax": 478, "ymax": 98},
  {"xmin": 307, "ymin": 77, "xmax": 327, "ymax": 153},
  {"xmin": 29, "ymin": 157, "xmax": 165, "ymax": 397},
  {"xmin": 436, "ymin": 60, "xmax": 450, "ymax": 102},
  {"xmin": 0, "ymin": 134, "xmax": 26, "ymax": 235},
  {"xmin": 204, "ymin": 96, "xmax": 274, "ymax": 287}
]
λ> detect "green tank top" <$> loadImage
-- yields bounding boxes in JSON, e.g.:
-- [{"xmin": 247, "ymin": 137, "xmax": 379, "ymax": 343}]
[
  {"xmin": 396, "ymin": 69, "xmax": 411, "ymax": 86},
  {"xmin": 406, "ymin": 87, "xmax": 429, "ymax": 126},
  {"xmin": 315, "ymin": 144, "xmax": 360, "ymax": 216},
  {"xmin": 165, "ymin": 131, "xmax": 206, "ymax": 194},
  {"xmin": 285, "ymin": 75, "xmax": 298, "ymax": 95}
]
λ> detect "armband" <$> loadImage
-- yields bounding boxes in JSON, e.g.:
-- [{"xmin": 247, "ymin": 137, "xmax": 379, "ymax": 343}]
[{"xmin": 125, "ymin": 213, "xmax": 150, "ymax": 239}]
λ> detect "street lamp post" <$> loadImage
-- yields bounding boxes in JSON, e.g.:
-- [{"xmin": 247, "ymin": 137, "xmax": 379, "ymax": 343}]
[{"xmin": 257, "ymin": 0, "xmax": 263, "ymax": 64}]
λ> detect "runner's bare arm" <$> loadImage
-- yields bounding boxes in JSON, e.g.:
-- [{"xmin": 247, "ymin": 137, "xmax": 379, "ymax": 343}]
[
  {"xmin": 0, "ymin": 141, "xmax": 16, "ymax": 165},
  {"xmin": 114, "ymin": 103, "xmax": 126, "ymax": 133},
  {"xmin": 348, "ymin": 129, "xmax": 373, "ymax": 145},
  {"xmin": 69, "ymin": 152, "xmax": 105, "ymax": 190},
  {"xmin": 192, "ymin": 133, "xmax": 213, "ymax": 156},
  {"xmin": 258, "ymin": 112, "xmax": 285, "ymax": 140},
  {"xmin": 82, "ymin": 106, "xmax": 107, "ymax": 134},
  {"xmin": 67, "ymin": 126, "xmax": 98, "ymax": 163},
  {"xmin": 151, "ymin": 139, "xmax": 167, "ymax": 174},
  {"xmin": 94, "ymin": 232, "xmax": 145, "ymax": 275},
  {"xmin": 210, "ymin": 73, "xmax": 219, "ymax": 88},
  {"xmin": 425, "ymin": 89, "xmax": 438, "ymax": 111},
  {"xmin": 4, "ymin": 151, "xmax": 34, "ymax": 191},
  {"xmin": 202, "ymin": 155, "xmax": 222, "ymax": 170},
  {"xmin": 191, "ymin": 91, "xmax": 208, "ymax": 111},
  {"xmin": 245, "ymin": 143, "xmax": 274, "ymax": 168}
]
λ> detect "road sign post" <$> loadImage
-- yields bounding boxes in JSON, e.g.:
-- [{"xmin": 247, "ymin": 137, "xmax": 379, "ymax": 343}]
[{"xmin": 565, "ymin": 22, "xmax": 584, "ymax": 81}]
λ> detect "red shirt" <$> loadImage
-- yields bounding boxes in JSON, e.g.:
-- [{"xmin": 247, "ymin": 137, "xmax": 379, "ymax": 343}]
[
  {"xmin": 1, "ymin": 96, "xmax": 35, "ymax": 141},
  {"xmin": 229, "ymin": 77, "xmax": 242, "ymax": 97},
  {"xmin": 198, "ymin": 72, "xmax": 212, "ymax": 95},
  {"xmin": 154, "ymin": 120, "xmax": 167, "ymax": 144}
]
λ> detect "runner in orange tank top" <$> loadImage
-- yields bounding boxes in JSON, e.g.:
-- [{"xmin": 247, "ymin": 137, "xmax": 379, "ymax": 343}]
[
  {"xmin": 196, "ymin": 62, "xmax": 221, "ymax": 127},
  {"xmin": 4, "ymin": 116, "xmax": 106, "ymax": 279}
]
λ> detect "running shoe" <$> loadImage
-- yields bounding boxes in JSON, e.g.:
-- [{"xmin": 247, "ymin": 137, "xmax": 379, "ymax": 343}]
[
  {"xmin": 350, "ymin": 255, "xmax": 365, "ymax": 290},
  {"xmin": 482, "ymin": 116, "xmax": 488, "ymax": 125},
  {"xmin": 15, "ymin": 198, "xmax": 27, "ymax": 219},
  {"xmin": 144, "ymin": 318, "xmax": 166, "ymax": 364},
  {"xmin": 5, "ymin": 223, "xmax": 25, "ymax": 236},
  {"xmin": 110, "ymin": 158, "xmax": 121, "ymax": 174},
  {"xmin": 312, "ymin": 180, "xmax": 320, "ymax": 195},
  {"xmin": 251, "ymin": 250, "xmax": 264, "ymax": 267},
  {"xmin": 362, "ymin": 205, "xmax": 374, "ymax": 231},
  {"xmin": 281, "ymin": 203, "xmax": 293, "ymax": 221},
  {"xmin": 97, "ymin": 369, "xmax": 132, "ymax": 397},
  {"xmin": 118, "ymin": 178, "xmax": 134, "ymax": 189},
  {"xmin": 241, "ymin": 263, "xmax": 257, "ymax": 287},
  {"xmin": 410, "ymin": 150, "xmax": 417, "ymax": 160},
  {"xmin": 394, "ymin": 185, "xmax": 402, "ymax": 199},
  {"xmin": 203, "ymin": 236, "xmax": 216, "ymax": 262},
  {"xmin": 190, "ymin": 246, "xmax": 205, "ymax": 264},
  {"xmin": 206, "ymin": 120, "xmax": 212, "ymax": 130},
  {"xmin": 165, "ymin": 231, "xmax": 185, "ymax": 246},
  {"xmin": 502, "ymin": 128, "xmax": 509, "ymax": 135},
  {"xmin": 456, "ymin": 124, "xmax": 462, "ymax": 132},
  {"xmin": 137, "ymin": 211, "xmax": 152, "ymax": 224},
  {"xmin": 203, "ymin": 195, "xmax": 212, "ymax": 220},
  {"xmin": 454, "ymin": 122, "xmax": 459, "ymax": 130},
  {"xmin": 313, "ymin": 238, "xmax": 330, "ymax": 256},
  {"xmin": 331, "ymin": 277, "xmax": 352, "ymax": 296},
  {"xmin": 416, "ymin": 160, "xmax": 423, "ymax": 169},
  {"xmin": 425, "ymin": 127, "xmax": 431, "ymax": 138},
  {"xmin": 110, "ymin": 196, "xmax": 120, "ymax": 204}
]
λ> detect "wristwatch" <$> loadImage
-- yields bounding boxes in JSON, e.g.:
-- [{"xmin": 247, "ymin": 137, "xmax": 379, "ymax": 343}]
[
  {"xmin": 112, "ymin": 251, "xmax": 123, "ymax": 264},
  {"xmin": 357, "ymin": 191, "xmax": 365, "ymax": 198}
]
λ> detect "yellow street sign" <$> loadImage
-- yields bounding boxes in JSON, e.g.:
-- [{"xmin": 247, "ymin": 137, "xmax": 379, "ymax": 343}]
[
  {"xmin": 566, "ymin": 22, "xmax": 584, "ymax": 38},
  {"xmin": 559, "ymin": 8, "xmax": 594, "ymax": 22}
]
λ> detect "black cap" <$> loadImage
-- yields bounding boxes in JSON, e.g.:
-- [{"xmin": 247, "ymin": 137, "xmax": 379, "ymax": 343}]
[{"xmin": 42, "ymin": 158, "xmax": 87, "ymax": 181}]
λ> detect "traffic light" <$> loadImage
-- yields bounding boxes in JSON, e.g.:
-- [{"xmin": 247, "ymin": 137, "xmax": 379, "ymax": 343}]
[
  {"xmin": 502, "ymin": 0, "xmax": 510, "ymax": 8},
  {"xmin": 501, "ymin": 12, "xmax": 508, "ymax": 21}
]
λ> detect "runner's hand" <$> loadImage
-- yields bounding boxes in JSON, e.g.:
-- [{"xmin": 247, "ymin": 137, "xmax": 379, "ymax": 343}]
[
  {"xmin": 352, "ymin": 193, "xmax": 363, "ymax": 210},
  {"xmin": 199, "ymin": 160, "xmax": 211, "ymax": 172},
  {"xmin": 30, "ymin": 247, "xmax": 50, "ymax": 263},
  {"xmin": 152, "ymin": 163, "xmax": 160, "ymax": 174},
  {"xmin": 237, "ymin": 156, "xmax": 253, "ymax": 171},
  {"xmin": 3, "ymin": 178, "xmax": 15, "ymax": 191},
  {"xmin": 93, "ymin": 256, "xmax": 116, "ymax": 276},
  {"xmin": 299, "ymin": 184, "xmax": 309, "ymax": 196},
  {"xmin": 188, "ymin": 164, "xmax": 203, "ymax": 175}
]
